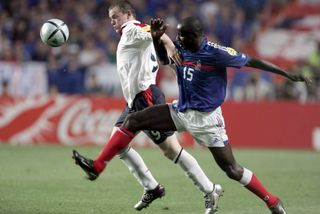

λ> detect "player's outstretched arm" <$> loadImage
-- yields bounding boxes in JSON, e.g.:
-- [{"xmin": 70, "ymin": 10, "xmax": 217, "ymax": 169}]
[
  {"xmin": 246, "ymin": 57, "xmax": 312, "ymax": 84},
  {"xmin": 151, "ymin": 18, "xmax": 170, "ymax": 64},
  {"xmin": 151, "ymin": 18, "xmax": 182, "ymax": 65}
]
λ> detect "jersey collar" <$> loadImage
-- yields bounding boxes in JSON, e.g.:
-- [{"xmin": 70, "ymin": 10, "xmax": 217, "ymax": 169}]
[
  {"xmin": 199, "ymin": 37, "xmax": 207, "ymax": 50},
  {"xmin": 176, "ymin": 37, "xmax": 207, "ymax": 53}
]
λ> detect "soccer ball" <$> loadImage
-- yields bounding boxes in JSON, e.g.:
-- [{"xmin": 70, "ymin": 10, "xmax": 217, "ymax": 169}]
[{"xmin": 40, "ymin": 18, "xmax": 69, "ymax": 47}]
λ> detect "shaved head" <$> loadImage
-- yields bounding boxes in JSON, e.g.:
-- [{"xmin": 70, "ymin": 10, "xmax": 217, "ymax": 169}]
[
  {"xmin": 178, "ymin": 17, "xmax": 204, "ymax": 36},
  {"xmin": 177, "ymin": 17, "xmax": 204, "ymax": 52}
]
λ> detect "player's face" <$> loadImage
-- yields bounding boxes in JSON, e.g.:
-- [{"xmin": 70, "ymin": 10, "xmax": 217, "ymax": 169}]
[
  {"xmin": 109, "ymin": 7, "xmax": 130, "ymax": 33},
  {"xmin": 177, "ymin": 24, "xmax": 201, "ymax": 52}
]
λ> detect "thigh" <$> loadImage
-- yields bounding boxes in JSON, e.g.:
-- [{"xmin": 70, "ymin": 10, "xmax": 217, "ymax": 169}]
[
  {"xmin": 130, "ymin": 85, "xmax": 176, "ymax": 143},
  {"xmin": 132, "ymin": 104, "xmax": 177, "ymax": 131},
  {"xmin": 180, "ymin": 108, "xmax": 228, "ymax": 147}
]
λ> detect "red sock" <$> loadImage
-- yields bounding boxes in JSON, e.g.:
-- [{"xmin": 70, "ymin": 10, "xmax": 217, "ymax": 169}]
[
  {"xmin": 93, "ymin": 126, "xmax": 135, "ymax": 174},
  {"xmin": 241, "ymin": 168, "xmax": 278, "ymax": 208}
]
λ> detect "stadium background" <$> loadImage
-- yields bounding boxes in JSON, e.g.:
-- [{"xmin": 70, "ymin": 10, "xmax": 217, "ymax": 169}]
[
  {"xmin": 1, "ymin": 1, "xmax": 320, "ymax": 214},
  {"xmin": 0, "ymin": 0, "xmax": 319, "ymax": 149}
]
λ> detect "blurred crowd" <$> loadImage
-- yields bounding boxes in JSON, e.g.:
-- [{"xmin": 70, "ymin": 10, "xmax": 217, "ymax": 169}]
[{"xmin": 0, "ymin": 0, "xmax": 319, "ymax": 102}]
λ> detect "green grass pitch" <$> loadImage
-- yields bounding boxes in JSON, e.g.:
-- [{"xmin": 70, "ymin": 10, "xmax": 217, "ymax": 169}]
[{"xmin": 0, "ymin": 144, "xmax": 319, "ymax": 214}]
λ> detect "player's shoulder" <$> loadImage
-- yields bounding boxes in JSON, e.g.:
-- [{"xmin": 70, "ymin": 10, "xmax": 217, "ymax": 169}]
[
  {"xmin": 205, "ymin": 41, "xmax": 239, "ymax": 56},
  {"xmin": 205, "ymin": 40, "xmax": 224, "ymax": 51},
  {"xmin": 123, "ymin": 21, "xmax": 150, "ymax": 33},
  {"xmin": 133, "ymin": 22, "xmax": 151, "ymax": 32}
]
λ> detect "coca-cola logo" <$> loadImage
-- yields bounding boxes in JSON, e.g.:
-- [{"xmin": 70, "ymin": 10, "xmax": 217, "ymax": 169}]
[
  {"xmin": 0, "ymin": 96, "xmax": 55, "ymax": 143},
  {"xmin": 0, "ymin": 96, "xmax": 193, "ymax": 147},
  {"xmin": 58, "ymin": 99, "xmax": 121, "ymax": 146}
]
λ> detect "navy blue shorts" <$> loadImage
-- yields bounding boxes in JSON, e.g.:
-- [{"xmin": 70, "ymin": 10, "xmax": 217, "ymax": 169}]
[{"xmin": 115, "ymin": 85, "xmax": 174, "ymax": 144}]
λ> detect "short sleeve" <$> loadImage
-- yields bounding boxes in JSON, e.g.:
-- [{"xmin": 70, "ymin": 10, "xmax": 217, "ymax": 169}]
[
  {"xmin": 215, "ymin": 46, "xmax": 249, "ymax": 68},
  {"xmin": 125, "ymin": 24, "xmax": 152, "ymax": 42}
]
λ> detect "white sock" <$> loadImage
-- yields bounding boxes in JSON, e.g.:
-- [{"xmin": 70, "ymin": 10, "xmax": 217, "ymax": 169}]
[
  {"xmin": 175, "ymin": 149, "xmax": 214, "ymax": 194},
  {"xmin": 118, "ymin": 147, "xmax": 158, "ymax": 190},
  {"xmin": 239, "ymin": 168, "xmax": 253, "ymax": 186}
]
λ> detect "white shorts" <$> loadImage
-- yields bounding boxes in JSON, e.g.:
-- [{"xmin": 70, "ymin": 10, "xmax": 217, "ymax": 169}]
[{"xmin": 169, "ymin": 104, "xmax": 228, "ymax": 147}]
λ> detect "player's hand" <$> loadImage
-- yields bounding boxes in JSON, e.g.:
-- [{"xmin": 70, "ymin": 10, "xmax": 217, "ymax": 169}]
[
  {"xmin": 287, "ymin": 73, "xmax": 312, "ymax": 85},
  {"xmin": 150, "ymin": 18, "xmax": 167, "ymax": 39},
  {"xmin": 168, "ymin": 48, "xmax": 182, "ymax": 66}
]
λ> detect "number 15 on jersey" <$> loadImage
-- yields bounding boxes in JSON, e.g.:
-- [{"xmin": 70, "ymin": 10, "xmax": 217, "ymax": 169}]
[{"xmin": 183, "ymin": 67, "xmax": 194, "ymax": 81}]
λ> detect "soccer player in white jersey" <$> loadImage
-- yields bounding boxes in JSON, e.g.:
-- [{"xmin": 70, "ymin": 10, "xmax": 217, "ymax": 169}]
[{"xmin": 72, "ymin": 1, "xmax": 222, "ymax": 213}]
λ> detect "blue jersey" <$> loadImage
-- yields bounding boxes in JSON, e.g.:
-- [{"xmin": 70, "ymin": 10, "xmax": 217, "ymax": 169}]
[{"xmin": 174, "ymin": 39, "xmax": 249, "ymax": 112}]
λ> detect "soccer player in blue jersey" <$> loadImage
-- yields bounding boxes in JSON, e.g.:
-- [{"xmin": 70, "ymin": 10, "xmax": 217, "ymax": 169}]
[
  {"xmin": 148, "ymin": 17, "xmax": 310, "ymax": 213},
  {"xmin": 72, "ymin": 16, "xmax": 310, "ymax": 213}
]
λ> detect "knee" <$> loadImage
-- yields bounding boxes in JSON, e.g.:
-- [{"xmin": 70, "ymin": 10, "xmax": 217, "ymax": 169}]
[
  {"xmin": 158, "ymin": 139, "xmax": 181, "ymax": 161},
  {"xmin": 162, "ymin": 148, "xmax": 177, "ymax": 161},
  {"xmin": 224, "ymin": 164, "xmax": 243, "ymax": 181}
]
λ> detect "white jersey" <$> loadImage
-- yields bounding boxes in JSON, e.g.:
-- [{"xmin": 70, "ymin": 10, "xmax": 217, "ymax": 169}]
[{"xmin": 116, "ymin": 20, "xmax": 159, "ymax": 107}]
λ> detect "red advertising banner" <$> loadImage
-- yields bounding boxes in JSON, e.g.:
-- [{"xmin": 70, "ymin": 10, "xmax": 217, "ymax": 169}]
[
  {"xmin": 222, "ymin": 101, "xmax": 320, "ymax": 150},
  {"xmin": 0, "ymin": 96, "xmax": 319, "ymax": 150},
  {"xmin": 0, "ymin": 96, "xmax": 195, "ymax": 147}
]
